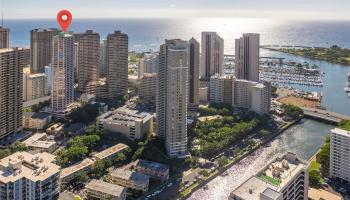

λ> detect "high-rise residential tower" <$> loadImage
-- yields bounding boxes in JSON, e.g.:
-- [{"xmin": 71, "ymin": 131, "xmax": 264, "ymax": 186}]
[
  {"xmin": 74, "ymin": 30, "xmax": 100, "ymax": 93},
  {"xmin": 157, "ymin": 39, "xmax": 189, "ymax": 158},
  {"xmin": 0, "ymin": 48, "xmax": 27, "ymax": 139},
  {"xmin": 51, "ymin": 32, "xmax": 74, "ymax": 117},
  {"xmin": 200, "ymin": 32, "xmax": 224, "ymax": 79},
  {"xmin": 235, "ymin": 33, "xmax": 260, "ymax": 82},
  {"xmin": 106, "ymin": 31, "xmax": 128, "ymax": 99},
  {"xmin": 330, "ymin": 128, "xmax": 350, "ymax": 185},
  {"xmin": 0, "ymin": 26, "xmax": 9, "ymax": 48},
  {"xmin": 30, "ymin": 28, "xmax": 59, "ymax": 73},
  {"xmin": 188, "ymin": 38, "xmax": 200, "ymax": 109},
  {"xmin": 23, "ymin": 67, "xmax": 48, "ymax": 101}
]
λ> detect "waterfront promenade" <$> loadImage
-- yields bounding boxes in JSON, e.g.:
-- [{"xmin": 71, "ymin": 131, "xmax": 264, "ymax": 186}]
[{"xmin": 302, "ymin": 107, "xmax": 350, "ymax": 124}]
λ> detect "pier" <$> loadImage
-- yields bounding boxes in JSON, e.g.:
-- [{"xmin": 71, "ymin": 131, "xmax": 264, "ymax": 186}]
[{"xmin": 302, "ymin": 107, "xmax": 350, "ymax": 124}]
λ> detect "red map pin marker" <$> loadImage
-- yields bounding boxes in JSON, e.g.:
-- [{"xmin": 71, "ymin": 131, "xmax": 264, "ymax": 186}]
[{"xmin": 57, "ymin": 10, "xmax": 72, "ymax": 32}]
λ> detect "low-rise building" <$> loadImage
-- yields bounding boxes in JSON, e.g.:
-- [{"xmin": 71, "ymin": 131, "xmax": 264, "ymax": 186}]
[
  {"xmin": 98, "ymin": 107, "xmax": 153, "ymax": 140},
  {"xmin": 134, "ymin": 159, "xmax": 169, "ymax": 181},
  {"xmin": 330, "ymin": 128, "xmax": 350, "ymax": 185},
  {"xmin": 22, "ymin": 112, "xmax": 52, "ymax": 130},
  {"xmin": 109, "ymin": 169, "xmax": 149, "ymax": 193},
  {"xmin": 85, "ymin": 179, "xmax": 127, "ymax": 200},
  {"xmin": 59, "ymin": 158, "xmax": 94, "ymax": 187},
  {"xmin": 46, "ymin": 123, "xmax": 64, "ymax": 135},
  {"xmin": 22, "ymin": 133, "xmax": 57, "ymax": 153},
  {"xmin": 0, "ymin": 152, "xmax": 60, "ymax": 200},
  {"xmin": 93, "ymin": 143, "xmax": 129, "ymax": 161},
  {"xmin": 230, "ymin": 152, "xmax": 308, "ymax": 200},
  {"xmin": 308, "ymin": 188, "xmax": 343, "ymax": 200}
]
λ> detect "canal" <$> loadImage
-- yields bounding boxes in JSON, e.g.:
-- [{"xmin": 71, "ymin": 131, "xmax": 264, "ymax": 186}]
[{"xmin": 187, "ymin": 119, "xmax": 334, "ymax": 200}]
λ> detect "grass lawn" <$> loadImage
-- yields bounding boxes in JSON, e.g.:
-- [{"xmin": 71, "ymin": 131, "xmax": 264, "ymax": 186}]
[{"xmin": 259, "ymin": 174, "xmax": 281, "ymax": 186}]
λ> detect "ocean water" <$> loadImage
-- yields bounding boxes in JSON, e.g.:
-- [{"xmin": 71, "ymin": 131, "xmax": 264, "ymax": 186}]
[{"xmin": 4, "ymin": 18, "xmax": 350, "ymax": 54}]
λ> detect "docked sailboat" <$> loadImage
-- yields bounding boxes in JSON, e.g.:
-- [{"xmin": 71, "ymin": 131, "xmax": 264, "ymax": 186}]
[{"xmin": 345, "ymin": 73, "xmax": 350, "ymax": 93}]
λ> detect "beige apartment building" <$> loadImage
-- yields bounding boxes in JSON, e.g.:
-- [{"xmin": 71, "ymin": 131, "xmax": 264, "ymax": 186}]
[
  {"xmin": 0, "ymin": 26, "xmax": 9, "ymax": 48},
  {"xmin": 74, "ymin": 30, "xmax": 100, "ymax": 93},
  {"xmin": 23, "ymin": 67, "xmax": 48, "ymax": 101},
  {"xmin": 30, "ymin": 28, "xmax": 59, "ymax": 73},
  {"xmin": 0, "ymin": 48, "xmax": 27, "ymax": 139},
  {"xmin": 109, "ymin": 169, "xmax": 150, "ymax": 193},
  {"xmin": 106, "ymin": 31, "xmax": 128, "ymax": 99},
  {"xmin": 139, "ymin": 73, "xmax": 157, "ymax": 106},
  {"xmin": 0, "ymin": 152, "xmax": 60, "ymax": 200},
  {"xmin": 85, "ymin": 179, "xmax": 127, "ymax": 200}
]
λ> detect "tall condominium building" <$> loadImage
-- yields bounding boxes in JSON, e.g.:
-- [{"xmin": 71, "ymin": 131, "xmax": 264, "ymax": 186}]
[
  {"xmin": 201, "ymin": 32, "xmax": 224, "ymax": 79},
  {"xmin": 106, "ymin": 31, "xmax": 128, "ymax": 99},
  {"xmin": 23, "ymin": 67, "xmax": 48, "ymax": 101},
  {"xmin": 0, "ymin": 152, "xmax": 60, "ymax": 200},
  {"xmin": 51, "ymin": 32, "xmax": 74, "ymax": 117},
  {"xmin": 138, "ymin": 53, "xmax": 159, "ymax": 79},
  {"xmin": 188, "ymin": 38, "xmax": 200, "ymax": 109},
  {"xmin": 74, "ymin": 30, "xmax": 100, "ymax": 92},
  {"xmin": 30, "ymin": 28, "xmax": 59, "ymax": 73},
  {"xmin": 209, "ymin": 76, "xmax": 271, "ymax": 115},
  {"xmin": 251, "ymin": 83, "xmax": 271, "ymax": 115},
  {"xmin": 0, "ymin": 48, "xmax": 27, "ymax": 139},
  {"xmin": 157, "ymin": 39, "xmax": 189, "ymax": 158},
  {"xmin": 230, "ymin": 152, "xmax": 308, "ymax": 200},
  {"xmin": 139, "ymin": 73, "xmax": 157, "ymax": 106},
  {"xmin": 330, "ymin": 128, "xmax": 350, "ymax": 185},
  {"xmin": 235, "ymin": 33, "xmax": 260, "ymax": 82},
  {"xmin": 0, "ymin": 26, "xmax": 9, "ymax": 48},
  {"xmin": 100, "ymin": 39, "xmax": 107, "ymax": 77}
]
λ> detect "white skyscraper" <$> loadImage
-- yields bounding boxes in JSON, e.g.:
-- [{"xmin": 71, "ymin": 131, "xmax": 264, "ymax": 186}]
[
  {"xmin": 235, "ymin": 33, "xmax": 260, "ymax": 82},
  {"xmin": 157, "ymin": 39, "xmax": 189, "ymax": 158},
  {"xmin": 201, "ymin": 32, "xmax": 224, "ymax": 79},
  {"xmin": 330, "ymin": 128, "xmax": 350, "ymax": 185},
  {"xmin": 51, "ymin": 32, "xmax": 74, "ymax": 117}
]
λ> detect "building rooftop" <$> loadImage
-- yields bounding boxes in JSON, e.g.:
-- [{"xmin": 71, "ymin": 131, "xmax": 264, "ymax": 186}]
[
  {"xmin": 31, "ymin": 28, "xmax": 59, "ymax": 32},
  {"xmin": 93, "ymin": 143, "xmax": 129, "ymax": 160},
  {"xmin": 23, "ymin": 112, "xmax": 51, "ymax": 120},
  {"xmin": 60, "ymin": 158, "xmax": 94, "ymax": 179},
  {"xmin": 85, "ymin": 179, "xmax": 126, "ymax": 198},
  {"xmin": 110, "ymin": 169, "xmax": 149, "ymax": 185},
  {"xmin": 135, "ymin": 159, "xmax": 169, "ymax": 172},
  {"xmin": 0, "ymin": 152, "xmax": 60, "ymax": 183},
  {"xmin": 331, "ymin": 128, "xmax": 350, "ymax": 137},
  {"xmin": 28, "ymin": 73, "xmax": 47, "ymax": 79},
  {"xmin": 23, "ymin": 133, "xmax": 56, "ymax": 149},
  {"xmin": 231, "ymin": 152, "xmax": 306, "ymax": 200},
  {"xmin": 308, "ymin": 188, "xmax": 343, "ymax": 200},
  {"xmin": 231, "ymin": 176, "xmax": 277, "ymax": 200},
  {"xmin": 100, "ymin": 107, "xmax": 153, "ymax": 127},
  {"xmin": 257, "ymin": 152, "xmax": 305, "ymax": 189}
]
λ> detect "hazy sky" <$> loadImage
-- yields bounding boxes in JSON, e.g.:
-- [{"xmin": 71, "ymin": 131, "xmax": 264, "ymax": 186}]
[{"xmin": 1, "ymin": 0, "xmax": 349, "ymax": 20}]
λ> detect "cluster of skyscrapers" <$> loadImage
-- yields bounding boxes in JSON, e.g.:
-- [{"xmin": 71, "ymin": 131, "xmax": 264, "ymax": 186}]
[
  {"xmin": 0, "ymin": 26, "xmax": 129, "ymax": 137},
  {"xmin": 1, "ymin": 21, "xmax": 270, "ymax": 160}
]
